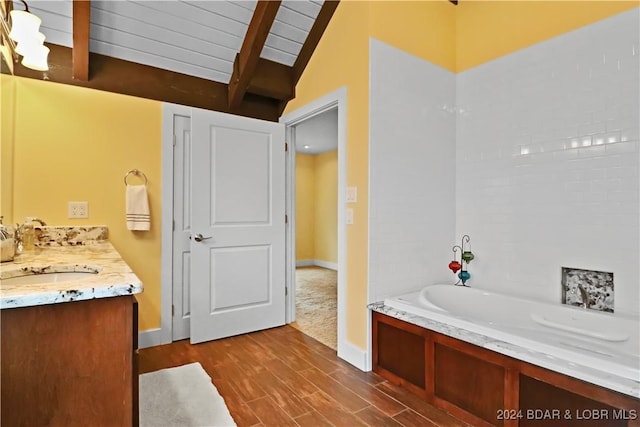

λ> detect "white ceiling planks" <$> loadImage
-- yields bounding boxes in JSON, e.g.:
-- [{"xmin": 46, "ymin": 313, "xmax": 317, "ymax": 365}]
[
  {"xmin": 13, "ymin": 0, "xmax": 323, "ymax": 84},
  {"xmin": 90, "ymin": 0, "xmax": 252, "ymax": 82},
  {"xmin": 261, "ymin": 0, "xmax": 323, "ymax": 66},
  {"xmin": 24, "ymin": 1, "xmax": 72, "ymax": 47}
]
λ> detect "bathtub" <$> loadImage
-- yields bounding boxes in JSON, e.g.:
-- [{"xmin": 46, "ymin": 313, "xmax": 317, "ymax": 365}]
[{"xmin": 384, "ymin": 284, "xmax": 640, "ymax": 382}]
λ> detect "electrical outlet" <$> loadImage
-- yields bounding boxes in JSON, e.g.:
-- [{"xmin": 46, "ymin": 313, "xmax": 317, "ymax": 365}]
[{"xmin": 68, "ymin": 201, "xmax": 89, "ymax": 218}]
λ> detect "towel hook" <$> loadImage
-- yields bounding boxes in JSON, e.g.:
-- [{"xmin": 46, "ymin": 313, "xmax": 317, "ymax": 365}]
[{"xmin": 124, "ymin": 169, "xmax": 148, "ymax": 186}]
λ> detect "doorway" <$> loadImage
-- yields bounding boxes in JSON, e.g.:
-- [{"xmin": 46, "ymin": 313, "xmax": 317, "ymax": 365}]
[
  {"xmin": 281, "ymin": 87, "xmax": 348, "ymax": 358},
  {"xmin": 289, "ymin": 108, "xmax": 338, "ymax": 349}
]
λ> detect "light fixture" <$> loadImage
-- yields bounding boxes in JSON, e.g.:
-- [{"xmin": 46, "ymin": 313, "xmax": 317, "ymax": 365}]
[
  {"xmin": 8, "ymin": 9, "xmax": 41, "ymax": 43},
  {"xmin": 1, "ymin": 0, "xmax": 49, "ymax": 71},
  {"xmin": 21, "ymin": 44, "xmax": 49, "ymax": 71},
  {"xmin": 303, "ymin": 145, "xmax": 310, "ymax": 149}
]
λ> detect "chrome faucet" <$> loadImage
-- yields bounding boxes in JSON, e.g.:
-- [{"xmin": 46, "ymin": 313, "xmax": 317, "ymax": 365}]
[
  {"xmin": 28, "ymin": 218, "xmax": 47, "ymax": 226},
  {"xmin": 577, "ymin": 284, "xmax": 591, "ymax": 309}
]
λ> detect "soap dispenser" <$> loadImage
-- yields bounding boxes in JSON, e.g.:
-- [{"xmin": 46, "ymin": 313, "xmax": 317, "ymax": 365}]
[{"xmin": 21, "ymin": 218, "xmax": 35, "ymax": 251}]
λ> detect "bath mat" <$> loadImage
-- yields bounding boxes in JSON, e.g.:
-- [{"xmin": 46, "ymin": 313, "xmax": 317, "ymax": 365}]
[{"xmin": 139, "ymin": 362, "xmax": 236, "ymax": 427}]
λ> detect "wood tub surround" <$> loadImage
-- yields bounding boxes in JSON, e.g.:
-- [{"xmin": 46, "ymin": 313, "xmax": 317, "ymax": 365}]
[{"xmin": 372, "ymin": 312, "xmax": 640, "ymax": 427}]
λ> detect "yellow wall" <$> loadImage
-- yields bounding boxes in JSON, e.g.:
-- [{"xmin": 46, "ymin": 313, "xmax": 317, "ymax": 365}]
[
  {"xmin": 295, "ymin": 153, "xmax": 315, "ymax": 260},
  {"xmin": 285, "ymin": 1, "xmax": 371, "ymax": 348},
  {"xmin": 285, "ymin": 0, "xmax": 457, "ymax": 349},
  {"xmin": 456, "ymin": 1, "xmax": 639, "ymax": 71},
  {"xmin": 11, "ymin": 77, "xmax": 162, "ymax": 331},
  {"xmin": 1, "ymin": 75, "xmax": 16, "ymax": 224},
  {"xmin": 370, "ymin": 0, "xmax": 457, "ymax": 71},
  {"xmin": 295, "ymin": 150, "xmax": 338, "ymax": 264},
  {"xmin": 314, "ymin": 150, "xmax": 337, "ymax": 264}
]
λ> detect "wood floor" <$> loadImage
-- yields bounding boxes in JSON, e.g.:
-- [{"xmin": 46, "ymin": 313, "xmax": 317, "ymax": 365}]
[{"xmin": 139, "ymin": 325, "xmax": 469, "ymax": 427}]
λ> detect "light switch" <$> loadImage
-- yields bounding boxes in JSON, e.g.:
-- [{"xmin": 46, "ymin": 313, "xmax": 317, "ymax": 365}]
[
  {"xmin": 346, "ymin": 208, "xmax": 354, "ymax": 225},
  {"xmin": 346, "ymin": 187, "xmax": 357, "ymax": 203}
]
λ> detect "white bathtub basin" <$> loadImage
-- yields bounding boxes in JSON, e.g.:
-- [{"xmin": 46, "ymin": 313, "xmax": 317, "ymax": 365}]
[{"xmin": 385, "ymin": 284, "xmax": 640, "ymax": 382}]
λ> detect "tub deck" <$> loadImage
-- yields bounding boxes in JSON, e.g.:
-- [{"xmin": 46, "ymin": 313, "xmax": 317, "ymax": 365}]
[{"xmin": 370, "ymin": 285, "xmax": 639, "ymax": 398}]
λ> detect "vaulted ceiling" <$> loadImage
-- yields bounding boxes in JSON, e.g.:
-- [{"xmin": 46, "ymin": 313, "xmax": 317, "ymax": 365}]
[{"xmin": 0, "ymin": 0, "xmax": 340, "ymax": 121}]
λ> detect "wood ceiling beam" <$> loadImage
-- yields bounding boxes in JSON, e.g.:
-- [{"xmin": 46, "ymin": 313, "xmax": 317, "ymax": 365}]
[
  {"xmin": 72, "ymin": 0, "xmax": 90, "ymax": 81},
  {"xmin": 291, "ymin": 0, "xmax": 339, "ymax": 86},
  {"xmin": 228, "ymin": 0, "xmax": 281, "ymax": 109},
  {"xmin": 9, "ymin": 43, "xmax": 281, "ymax": 122},
  {"xmin": 277, "ymin": 0, "xmax": 339, "ymax": 115},
  {"xmin": 246, "ymin": 58, "xmax": 294, "ymax": 101}
]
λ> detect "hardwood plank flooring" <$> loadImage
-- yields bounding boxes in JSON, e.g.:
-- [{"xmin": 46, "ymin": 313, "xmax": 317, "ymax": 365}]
[{"xmin": 138, "ymin": 325, "xmax": 469, "ymax": 427}]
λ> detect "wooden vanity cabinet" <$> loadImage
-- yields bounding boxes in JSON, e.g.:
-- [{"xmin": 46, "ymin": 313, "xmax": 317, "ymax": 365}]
[
  {"xmin": 1, "ymin": 295, "xmax": 139, "ymax": 427},
  {"xmin": 373, "ymin": 311, "xmax": 640, "ymax": 427}
]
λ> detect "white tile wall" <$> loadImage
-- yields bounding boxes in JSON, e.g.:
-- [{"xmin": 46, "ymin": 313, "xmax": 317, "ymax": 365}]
[
  {"xmin": 456, "ymin": 9, "xmax": 640, "ymax": 314},
  {"xmin": 368, "ymin": 39, "xmax": 456, "ymax": 303}
]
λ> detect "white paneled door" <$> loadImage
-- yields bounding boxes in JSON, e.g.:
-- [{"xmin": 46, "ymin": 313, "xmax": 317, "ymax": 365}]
[{"xmin": 189, "ymin": 109, "xmax": 286, "ymax": 344}]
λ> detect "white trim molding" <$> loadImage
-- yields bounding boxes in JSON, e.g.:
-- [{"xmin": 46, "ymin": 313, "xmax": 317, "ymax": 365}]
[
  {"xmin": 280, "ymin": 87, "xmax": 355, "ymax": 368},
  {"xmin": 138, "ymin": 328, "xmax": 163, "ymax": 349},
  {"xmin": 295, "ymin": 259, "xmax": 338, "ymax": 270},
  {"xmin": 161, "ymin": 102, "xmax": 193, "ymax": 346},
  {"xmin": 338, "ymin": 340, "xmax": 369, "ymax": 371}
]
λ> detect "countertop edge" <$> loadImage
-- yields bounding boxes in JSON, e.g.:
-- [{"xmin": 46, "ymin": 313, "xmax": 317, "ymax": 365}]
[{"xmin": 0, "ymin": 281, "xmax": 143, "ymax": 309}]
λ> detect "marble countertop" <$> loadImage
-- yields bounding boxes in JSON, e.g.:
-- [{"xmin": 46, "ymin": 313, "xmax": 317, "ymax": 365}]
[
  {"xmin": 0, "ymin": 242, "xmax": 143, "ymax": 309},
  {"xmin": 369, "ymin": 302, "xmax": 640, "ymax": 399}
]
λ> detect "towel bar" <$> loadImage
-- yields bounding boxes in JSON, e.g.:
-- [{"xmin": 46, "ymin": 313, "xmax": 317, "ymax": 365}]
[{"xmin": 124, "ymin": 169, "xmax": 148, "ymax": 186}]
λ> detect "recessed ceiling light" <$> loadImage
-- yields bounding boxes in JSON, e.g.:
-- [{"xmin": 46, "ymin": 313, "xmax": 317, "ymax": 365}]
[{"xmin": 303, "ymin": 145, "xmax": 310, "ymax": 149}]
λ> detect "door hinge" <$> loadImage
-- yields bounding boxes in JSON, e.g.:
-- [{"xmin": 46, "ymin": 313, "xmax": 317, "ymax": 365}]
[
  {"xmin": 285, "ymin": 142, "xmax": 288, "ymax": 152},
  {"xmin": 172, "ymin": 220, "xmax": 175, "ymax": 231},
  {"xmin": 285, "ymin": 214, "xmax": 288, "ymax": 224},
  {"xmin": 172, "ymin": 304, "xmax": 175, "ymax": 316},
  {"xmin": 173, "ymin": 134, "xmax": 177, "ymax": 147},
  {"xmin": 285, "ymin": 287, "xmax": 288, "ymax": 296}
]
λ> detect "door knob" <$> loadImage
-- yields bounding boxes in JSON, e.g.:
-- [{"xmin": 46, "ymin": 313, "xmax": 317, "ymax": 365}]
[{"xmin": 192, "ymin": 233, "xmax": 212, "ymax": 242}]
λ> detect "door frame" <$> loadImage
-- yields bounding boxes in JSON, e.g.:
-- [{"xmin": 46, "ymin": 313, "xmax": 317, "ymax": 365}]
[
  {"xmin": 280, "ymin": 87, "xmax": 349, "ymax": 360},
  {"xmin": 157, "ymin": 103, "xmax": 193, "ymax": 346},
  {"xmin": 147, "ymin": 94, "xmax": 348, "ymax": 351}
]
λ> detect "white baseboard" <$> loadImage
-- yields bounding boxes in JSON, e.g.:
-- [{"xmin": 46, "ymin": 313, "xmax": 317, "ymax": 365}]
[
  {"xmin": 338, "ymin": 340, "xmax": 369, "ymax": 371},
  {"xmin": 295, "ymin": 259, "xmax": 338, "ymax": 271},
  {"xmin": 296, "ymin": 259, "xmax": 315, "ymax": 267},
  {"xmin": 138, "ymin": 328, "xmax": 163, "ymax": 349},
  {"xmin": 313, "ymin": 259, "xmax": 338, "ymax": 271}
]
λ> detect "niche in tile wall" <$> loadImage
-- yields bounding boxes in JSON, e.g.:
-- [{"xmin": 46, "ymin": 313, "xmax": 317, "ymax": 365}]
[{"xmin": 561, "ymin": 267, "xmax": 614, "ymax": 313}]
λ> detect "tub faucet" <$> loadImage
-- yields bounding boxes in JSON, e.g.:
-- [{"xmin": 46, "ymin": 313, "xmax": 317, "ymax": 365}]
[{"xmin": 577, "ymin": 284, "xmax": 591, "ymax": 309}]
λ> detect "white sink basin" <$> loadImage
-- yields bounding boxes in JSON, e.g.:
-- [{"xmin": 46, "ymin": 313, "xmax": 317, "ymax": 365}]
[{"xmin": 0, "ymin": 272, "xmax": 97, "ymax": 286}]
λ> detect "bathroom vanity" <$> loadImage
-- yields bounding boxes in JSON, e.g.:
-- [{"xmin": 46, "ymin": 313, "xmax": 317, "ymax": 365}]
[
  {"xmin": 0, "ymin": 238, "xmax": 143, "ymax": 426},
  {"xmin": 371, "ymin": 307, "xmax": 640, "ymax": 427}
]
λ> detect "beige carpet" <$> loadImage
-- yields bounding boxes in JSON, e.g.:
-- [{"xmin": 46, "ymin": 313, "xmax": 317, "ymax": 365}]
[{"xmin": 290, "ymin": 266, "xmax": 337, "ymax": 350}]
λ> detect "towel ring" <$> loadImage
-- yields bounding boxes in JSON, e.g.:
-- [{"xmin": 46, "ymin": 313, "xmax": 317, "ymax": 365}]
[{"xmin": 124, "ymin": 169, "xmax": 148, "ymax": 186}]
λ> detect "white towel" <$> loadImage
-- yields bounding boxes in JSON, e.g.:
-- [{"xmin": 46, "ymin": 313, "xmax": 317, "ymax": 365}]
[{"xmin": 126, "ymin": 185, "xmax": 150, "ymax": 231}]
